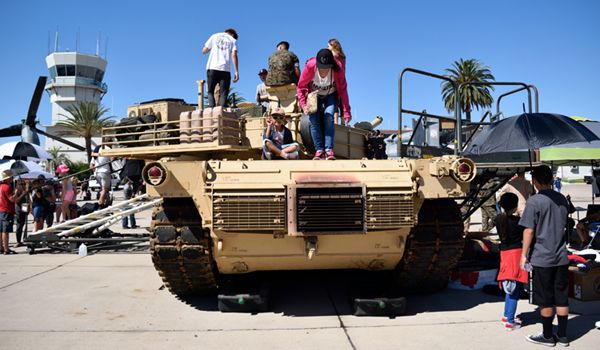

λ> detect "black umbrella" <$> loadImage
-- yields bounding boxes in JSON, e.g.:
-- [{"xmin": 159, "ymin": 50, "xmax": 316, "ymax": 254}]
[{"xmin": 464, "ymin": 113, "xmax": 600, "ymax": 155}]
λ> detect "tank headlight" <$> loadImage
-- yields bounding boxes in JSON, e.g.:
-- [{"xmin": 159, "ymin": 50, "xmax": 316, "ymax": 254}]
[{"xmin": 143, "ymin": 162, "xmax": 168, "ymax": 186}]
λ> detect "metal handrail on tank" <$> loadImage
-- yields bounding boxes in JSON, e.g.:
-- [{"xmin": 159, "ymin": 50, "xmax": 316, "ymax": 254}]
[{"xmin": 398, "ymin": 68, "xmax": 460, "ymax": 156}]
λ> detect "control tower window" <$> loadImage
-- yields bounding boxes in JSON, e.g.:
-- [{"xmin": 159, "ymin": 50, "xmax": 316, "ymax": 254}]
[
  {"xmin": 95, "ymin": 70, "xmax": 105, "ymax": 82},
  {"xmin": 49, "ymin": 66, "xmax": 57, "ymax": 80},
  {"xmin": 56, "ymin": 65, "xmax": 76, "ymax": 76}
]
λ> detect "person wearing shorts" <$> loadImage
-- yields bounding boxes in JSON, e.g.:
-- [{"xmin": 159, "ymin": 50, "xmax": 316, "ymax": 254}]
[
  {"xmin": 0, "ymin": 170, "xmax": 28, "ymax": 254},
  {"xmin": 520, "ymin": 165, "xmax": 570, "ymax": 347}
]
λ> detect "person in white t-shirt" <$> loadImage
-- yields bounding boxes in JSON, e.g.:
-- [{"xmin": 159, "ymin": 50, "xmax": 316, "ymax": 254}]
[
  {"xmin": 90, "ymin": 144, "xmax": 113, "ymax": 208},
  {"xmin": 202, "ymin": 28, "xmax": 239, "ymax": 107}
]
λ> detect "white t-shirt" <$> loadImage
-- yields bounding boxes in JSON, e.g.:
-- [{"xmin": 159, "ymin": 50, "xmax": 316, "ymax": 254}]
[
  {"xmin": 310, "ymin": 69, "xmax": 336, "ymax": 97},
  {"xmin": 204, "ymin": 32, "xmax": 238, "ymax": 72}
]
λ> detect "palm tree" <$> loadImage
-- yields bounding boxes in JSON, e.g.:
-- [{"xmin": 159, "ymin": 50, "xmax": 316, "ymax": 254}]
[
  {"xmin": 204, "ymin": 86, "xmax": 246, "ymax": 108},
  {"xmin": 57, "ymin": 102, "xmax": 113, "ymax": 163},
  {"xmin": 441, "ymin": 58, "xmax": 495, "ymax": 122},
  {"xmin": 47, "ymin": 146, "xmax": 70, "ymax": 172}
]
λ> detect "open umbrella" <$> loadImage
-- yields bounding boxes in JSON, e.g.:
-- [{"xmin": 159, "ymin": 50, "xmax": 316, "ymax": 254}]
[
  {"xmin": 464, "ymin": 113, "xmax": 600, "ymax": 155},
  {"xmin": 540, "ymin": 120, "xmax": 600, "ymax": 166},
  {"xmin": 0, "ymin": 159, "xmax": 54, "ymax": 179},
  {"xmin": 0, "ymin": 141, "xmax": 52, "ymax": 160}
]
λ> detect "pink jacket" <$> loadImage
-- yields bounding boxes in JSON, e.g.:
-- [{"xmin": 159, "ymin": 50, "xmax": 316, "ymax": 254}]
[{"xmin": 296, "ymin": 57, "xmax": 352, "ymax": 121}]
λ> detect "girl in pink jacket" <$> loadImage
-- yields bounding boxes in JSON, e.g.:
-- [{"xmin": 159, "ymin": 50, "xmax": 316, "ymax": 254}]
[{"xmin": 297, "ymin": 49, "xmax": 351, "ymax": 160}]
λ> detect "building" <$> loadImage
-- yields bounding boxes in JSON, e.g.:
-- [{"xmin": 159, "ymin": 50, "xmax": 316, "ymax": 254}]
[{"xmin": 44, "ymin": 51, "xmax": 107, "ymax": 162}]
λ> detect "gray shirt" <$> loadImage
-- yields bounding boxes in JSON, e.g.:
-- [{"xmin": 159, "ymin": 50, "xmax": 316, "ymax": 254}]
[{"xmin": 519, "ymin": 189, "xmax": 569, "ymax": 267}]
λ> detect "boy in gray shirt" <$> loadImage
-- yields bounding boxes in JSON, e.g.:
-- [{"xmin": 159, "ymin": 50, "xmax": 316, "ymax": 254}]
[{"xmin": 519, "ymin": 165, "xmax": 569, "ymax": 347}]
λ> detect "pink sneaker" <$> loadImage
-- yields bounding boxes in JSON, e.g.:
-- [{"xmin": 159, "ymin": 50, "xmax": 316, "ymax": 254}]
[
  {"xmin": 504, "ymin": 322, "xmax": 521, "ymax": 331},
  {"xmin": 313, "ymin": 150, "xmax": 325, "ymax": 160},
  {"xmin": 325, "ymin": 149, "xmax": 335, "ymax": 160}
]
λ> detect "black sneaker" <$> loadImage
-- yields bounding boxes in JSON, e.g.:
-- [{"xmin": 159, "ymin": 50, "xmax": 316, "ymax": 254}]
[
  {"xmin": 554, "ymin": 335, "xmax": 569, "ymax": 347},
  {"xmin": 526, "ymin": 333, "xmax": 556, "ymax": 347}
]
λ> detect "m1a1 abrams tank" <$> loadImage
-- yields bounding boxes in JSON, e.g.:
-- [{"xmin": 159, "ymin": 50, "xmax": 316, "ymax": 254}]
[{"xmin": 100, "ymin": 76, "xmax": 478, "ymax": 297}]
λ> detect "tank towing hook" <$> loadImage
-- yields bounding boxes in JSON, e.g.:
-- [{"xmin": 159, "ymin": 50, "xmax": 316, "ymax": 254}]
[{"xmin": 305, "ymin": 237, "xmax": 318, "ymax": 260}]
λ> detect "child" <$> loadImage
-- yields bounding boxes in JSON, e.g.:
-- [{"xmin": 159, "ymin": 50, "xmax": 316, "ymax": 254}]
[
  {"xmin": 496, "ymin": 192, "xmax": 528, "ymax": 331},
  {"xmin": 263, "ymin": 108, "xmax": 299, "ymax": 160}
]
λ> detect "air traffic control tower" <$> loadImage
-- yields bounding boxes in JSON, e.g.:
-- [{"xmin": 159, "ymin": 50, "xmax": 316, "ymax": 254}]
[{"xmin": 44, "ymin": 51, "xmax": 107, "ymax": 162}]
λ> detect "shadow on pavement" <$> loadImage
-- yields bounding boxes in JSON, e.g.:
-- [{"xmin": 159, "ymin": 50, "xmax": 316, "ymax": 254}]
[{"xmin": 178, "ymin": 269, "xmax": 507, "ymax": 317}]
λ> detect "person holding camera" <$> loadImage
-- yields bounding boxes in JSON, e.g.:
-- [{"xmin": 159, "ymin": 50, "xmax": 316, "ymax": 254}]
[
  {"xmin": 0, "ymin": 170, "xmax": 28, "ymax": 254},
  {"xmin": 262, "ymin": 108, "xmax": 299, "ymax": 160},
  {"xmin": 14, "ymin": 179, "xmax": 31, "ymax": 246}
]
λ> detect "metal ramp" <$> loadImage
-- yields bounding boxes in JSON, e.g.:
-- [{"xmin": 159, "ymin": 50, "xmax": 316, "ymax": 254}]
[{"xmin": 25, "ymin": 194, "xmax": 163, "ymax": 254}]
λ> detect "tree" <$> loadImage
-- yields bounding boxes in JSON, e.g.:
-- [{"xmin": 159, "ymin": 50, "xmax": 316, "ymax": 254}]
[
  {"xmin": 47, "ymin": 146, "xmax": 70, "ymax": 172},
  {"xmin": 57, "ymin": 102, "xmax": 113, "ymax": 164},
  {"xmin": 441, "ymin": 58, "xmax": 495, "ymax": 122}
]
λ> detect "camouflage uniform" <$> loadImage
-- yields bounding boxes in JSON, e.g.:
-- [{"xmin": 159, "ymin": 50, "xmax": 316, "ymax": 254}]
[
  {"xmin": 266, "ymin": 50, "xmax": 300, "ymax": 86},
  {"xmin": 481, "ymin": 192, "xmax": 498, "ymax": 232}
]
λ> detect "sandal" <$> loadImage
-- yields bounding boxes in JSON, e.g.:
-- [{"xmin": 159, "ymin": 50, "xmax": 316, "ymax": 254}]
[{"xmin": 4, "ymin": 249, "xmax": 17, "ymax": 255}]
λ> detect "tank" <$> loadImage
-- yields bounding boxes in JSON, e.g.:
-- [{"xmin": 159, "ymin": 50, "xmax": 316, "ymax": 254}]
[{"xmin": 101, "ymin": 80, "xmax": 477, "ymax": 297}]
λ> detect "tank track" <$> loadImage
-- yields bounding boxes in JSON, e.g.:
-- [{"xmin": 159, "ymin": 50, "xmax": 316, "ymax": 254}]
[
  {"xmin": 394, "ymin": 198, "xmax": 465, "ymax": 293},
  {"xmin": 150, "ymin": 198, "xmax": 218, "ymax": 296}
]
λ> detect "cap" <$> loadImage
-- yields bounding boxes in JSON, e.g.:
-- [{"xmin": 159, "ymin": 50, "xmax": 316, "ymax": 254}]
[
  {"xmin": 56, "ymin": 163, "xmax": 70, "ymax": 174},
  {"xmin": 1, "ymin": 169, "xmax": 13, "ymax": 181},
  {"xmin": 316, "ymin": 48, "xmax": 335, "ymax": 69},
  {"xmin": 258, "ymin": 68, "xmax": 268, "ymax": 76},
  {"xmin": 271, "ymin": 107, "xmax": 286, "ymax": 117}
]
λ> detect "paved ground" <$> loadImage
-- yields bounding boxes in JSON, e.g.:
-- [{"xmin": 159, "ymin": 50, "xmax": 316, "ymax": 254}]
[{"xmin": 0, "ymin": 184, "xmax": 599, "ymax": 349}]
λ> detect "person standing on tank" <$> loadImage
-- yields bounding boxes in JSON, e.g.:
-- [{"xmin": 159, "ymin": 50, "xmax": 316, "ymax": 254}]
[
  {"xmin": 202, "ymin": 28, "xmax": 239, "ymax": 107},
  {"xmin": 297, "ymin": 48, "xmax": 351, "ymax": 160},
  {"xmin": 327, "ymin": 38, "xmax": 347, "ymax": 125},
  {"xmin": 256, "ymin": 68, "xmax": 270, "ymax": 114},
  {"xmin": 519, "ymin": 165, "xmax": 570, "ymax": 347}
]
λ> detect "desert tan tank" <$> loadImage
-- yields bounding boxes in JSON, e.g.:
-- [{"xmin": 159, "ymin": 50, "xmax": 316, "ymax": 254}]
[{"xmin": 101, "ymin": 80, "xmax": 477, "ymax": 296}]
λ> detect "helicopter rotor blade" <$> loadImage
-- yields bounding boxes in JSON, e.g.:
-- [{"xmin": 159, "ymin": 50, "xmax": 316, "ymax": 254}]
[
  {"xmin": 0, "ymin": 124, "xmax": 23, "ymax": 138},
  {"xmin": 26, "ymin": 76, "xmax": 48, "ymax": 127},
  {"xmin": 34, "ymin": 127, "xmax": 86, "ymax": 151}
]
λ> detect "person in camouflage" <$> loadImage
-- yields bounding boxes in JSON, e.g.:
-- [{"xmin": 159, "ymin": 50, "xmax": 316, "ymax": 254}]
[{"xmin": 266, "ymin": 41, "xmax": 300, "ymax": 86}]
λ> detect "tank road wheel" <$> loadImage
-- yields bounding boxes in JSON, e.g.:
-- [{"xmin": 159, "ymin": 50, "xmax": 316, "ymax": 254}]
[
  {"xmin": 393, "ymin": 198, "xmax": 464, "ymax": 294},
  {"xmin": 150, "ymin": 198, "xmax": 218, "ymax": 296}
]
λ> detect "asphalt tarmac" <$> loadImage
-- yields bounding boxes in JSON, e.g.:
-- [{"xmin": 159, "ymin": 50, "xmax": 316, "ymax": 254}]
[{"xmin": 1, "ymin": 184, "xmax": 599, "ymax": 349}]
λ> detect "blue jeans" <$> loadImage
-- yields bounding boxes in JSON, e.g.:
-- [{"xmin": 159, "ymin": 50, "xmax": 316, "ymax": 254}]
[
  {"xmin": 309, "ymin": 93, "xmax": 337, "ymax": 152},
  {"xmin": 504, "ymin": 281, "xmax": 521, "ymax": 323},
  {"xmin": 122, "ymin": 214, "xmax": 136, "ymax": 228}
]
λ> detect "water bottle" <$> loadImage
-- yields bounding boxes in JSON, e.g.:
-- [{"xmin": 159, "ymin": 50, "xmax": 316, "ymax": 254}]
[{"xmin": 78, "ymin": 243, "xmax": 88, "ymax": 257}]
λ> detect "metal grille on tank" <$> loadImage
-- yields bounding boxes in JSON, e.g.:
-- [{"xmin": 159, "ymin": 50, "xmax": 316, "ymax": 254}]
[
  {"xmin": 296, "ymin": 187, "xmax": 364, "ymax": 233},
  {"xmin": 366, "ymin": 193, "xmax": 414, "ymax": 229},
  {"xmin": 213, "ymin": 192, "xmax": 286, "ymax": 231}
]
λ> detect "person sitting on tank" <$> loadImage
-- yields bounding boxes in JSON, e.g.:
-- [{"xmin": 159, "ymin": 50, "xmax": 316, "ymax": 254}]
[
  {"xmin": 297, "ymin": 48, "xmax": 351, "ymax": 160},
  {"xmin": 263, "ymin": 107, "xmax": 299, "ymax": 160},
  {"xmin": 266, "ymin": 41, "xmax": 301, "ymax": 86}
]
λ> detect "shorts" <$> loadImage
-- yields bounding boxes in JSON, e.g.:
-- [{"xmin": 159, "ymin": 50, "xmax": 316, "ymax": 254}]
[
  {"xmin": 33, "ymin": 206, "xmax": 45, "ymax": 220},
  {"xmin": 0, "ymin": 212, "xmax": 14, "ymax": 233},
  {"xmin": 531, "ymin": 265, "xmax": 569, "ymax": 307},
  {"xmin": 97, "ymin": 173, "xmax": 112, "ymax": 190}
]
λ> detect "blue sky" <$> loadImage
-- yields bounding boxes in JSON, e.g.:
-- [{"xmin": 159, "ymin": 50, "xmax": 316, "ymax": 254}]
[{"xmin": 1, "ymin": 0, "xmax": 599, "ymax": 142}]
